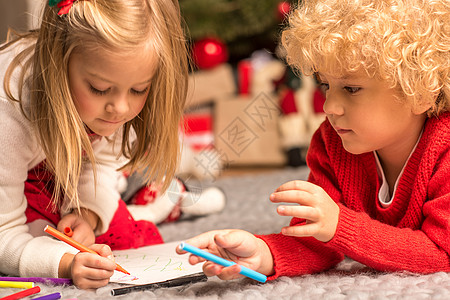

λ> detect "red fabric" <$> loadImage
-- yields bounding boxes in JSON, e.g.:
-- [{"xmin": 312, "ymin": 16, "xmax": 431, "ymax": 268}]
[
  {"xmin": 259, "ymin": 112, "xmax": 450, "ymax": 278},
  {"xmin": 25, "ymin": 162, "xmax": 60, "ymax": 225},
  {"xmin": 312, "ymin": 88, "xmax": 326, "ymax": 113},
  {"xmin": 24, "ymin": 162, "xmax": 163, "ymax": 250},
  {"xmin": 279, "ymin": 89, "xmax": 298, "ymax": 115},
  {"xmin": 129, "ymin": 179, "xmax": 185, "ymax": 223},
  {"xmin": 95, "ymin": 200, "xmax": 163, "ymax": 249}
]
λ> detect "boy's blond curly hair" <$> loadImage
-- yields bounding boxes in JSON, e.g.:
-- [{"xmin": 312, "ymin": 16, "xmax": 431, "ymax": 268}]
[{"xmin": 282, "ymin": 0, "xmax": 450, "ymax": 116}]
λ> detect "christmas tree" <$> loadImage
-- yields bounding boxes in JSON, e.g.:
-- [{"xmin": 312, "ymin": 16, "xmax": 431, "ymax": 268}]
[{"xmin": 180, "ymin": 0, "xmax": 294, "ymax": 63}]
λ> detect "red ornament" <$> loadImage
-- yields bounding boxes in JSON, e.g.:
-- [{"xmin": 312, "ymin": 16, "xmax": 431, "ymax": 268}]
[
  {"xmin": 277, "ymin": 2, "xmax": 291, "ymax": 20},
  {"xmin": 237, "ymin": 60, "xmax": 252, "ymax": 95},
  {"xmin": 313, "ymin": 88, "xmax": 326, "ymax": 113},
  {"xmin": 192, "ymin": 38, "xmax": 228, "ymax": 69}
]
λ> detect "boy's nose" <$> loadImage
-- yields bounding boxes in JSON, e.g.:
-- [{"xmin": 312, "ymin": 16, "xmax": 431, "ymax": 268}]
[{"xmin": 322, "ymin": 92, "xmax": 344, "ymax": 116}]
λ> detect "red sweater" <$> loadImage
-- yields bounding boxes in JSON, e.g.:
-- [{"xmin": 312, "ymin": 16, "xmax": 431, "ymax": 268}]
[{"xmin": 259, "ymin": 112, "xmax": 450, "ymax": 278}]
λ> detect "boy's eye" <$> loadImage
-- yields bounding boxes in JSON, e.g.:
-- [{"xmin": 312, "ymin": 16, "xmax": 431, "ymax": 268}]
[
  {"xmin": 344, "ymin": 86, "xmax": 361, "ymax": 94},
  {"xmin": 89, "ymin": 85, "xmax": 109, "ymax": 96},
  {"xmin": 319, "ymin": 82, "xmax": 329, "ymax": 91}
]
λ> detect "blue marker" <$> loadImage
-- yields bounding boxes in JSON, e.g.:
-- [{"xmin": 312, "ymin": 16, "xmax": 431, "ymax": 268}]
[{"xmin": 179, "ymin": 242, "xmax": 267, "ymax": 283}]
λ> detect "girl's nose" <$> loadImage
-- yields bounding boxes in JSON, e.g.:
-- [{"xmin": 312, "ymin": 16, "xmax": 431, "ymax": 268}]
[{"xmin": 105, "ymin": 94, "xmax": 129, "ymax": 114}]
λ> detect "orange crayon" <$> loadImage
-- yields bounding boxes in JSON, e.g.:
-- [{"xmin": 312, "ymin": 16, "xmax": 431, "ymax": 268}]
[
  {"xmin": 64, "ymin": 226, "xmax": 73, "ymax": 237},
  {"xmin": 44, "ymin": 225, "xmax": 130, "ymax": 275}
]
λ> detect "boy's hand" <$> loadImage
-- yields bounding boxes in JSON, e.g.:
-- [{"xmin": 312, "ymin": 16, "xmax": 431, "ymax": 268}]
[
  {"xmin": 59, "ymin": 244, "xmax": 115, "ymax": 289},
  {"xmin": 58, "ymin": 208, "xmax": 98, "ymax": 246},
  {"xmin": 270, "ymin": 180, "xmax": 339, "ymax": 242},
  {"xmin": 176, "ymin": 229, "xmax": 274, "ymax": 280}
]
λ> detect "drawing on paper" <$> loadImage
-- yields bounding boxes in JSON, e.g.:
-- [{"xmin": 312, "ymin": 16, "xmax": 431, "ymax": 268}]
[{"xmin": 109, "ymin": 241, "xmax": 204, "ymax": 285}]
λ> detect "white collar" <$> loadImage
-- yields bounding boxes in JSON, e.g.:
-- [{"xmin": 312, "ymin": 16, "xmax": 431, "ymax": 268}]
[{"xmin": 374, "ymin": 131, "xmax": 422, "ymax": 208}]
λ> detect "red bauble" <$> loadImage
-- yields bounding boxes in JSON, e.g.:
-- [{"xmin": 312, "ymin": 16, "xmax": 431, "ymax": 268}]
[
  {"xmin": 277, "ymin": 1, "xmax": 291, "ymax": 20},
  {"xmin": 192, "ymin": 38, "xmax": 228, "ymax": 69}
]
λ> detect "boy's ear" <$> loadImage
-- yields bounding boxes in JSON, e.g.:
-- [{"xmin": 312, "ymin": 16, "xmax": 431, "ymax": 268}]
[
  {"xmin": 410, "ymin": 94, "xmax": 435, "ymax": 115},
  {"xmin": 412, "ymin": 102, "xmax": 432, "ymax": 115}
]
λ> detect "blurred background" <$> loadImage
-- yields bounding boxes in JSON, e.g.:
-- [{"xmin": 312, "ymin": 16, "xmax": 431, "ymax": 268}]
[
  {"xmin": 0, "ymin": 0, "xmax": 291, "ymax": 63},
  {"xmin": 0, "ymin": 0, "xmax": 326, "ymax": 180}
]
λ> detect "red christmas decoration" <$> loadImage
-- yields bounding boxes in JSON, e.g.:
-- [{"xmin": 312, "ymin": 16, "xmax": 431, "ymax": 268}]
[
  {"xmin": 313, "ymin": 88, "xmax": 326, "ymax": 113},
  {"xmin": 277, "ymin": 1, "xmax": 291, "ymax": 20},
  {"xmin": 192, "ymin": 38, "xmax": 228, "ymax": 70},
  {"xmin": 237, "ymin": 60, "xmax": 252, "ymax": 95}
]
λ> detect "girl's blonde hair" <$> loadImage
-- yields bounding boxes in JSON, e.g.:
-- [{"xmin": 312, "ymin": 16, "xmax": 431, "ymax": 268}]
[
  {"xmin": 3, "ymin": 0, "xmax": 189, "ymax": 209},
  {"xmin": 282, "ymin": 0, "xmax": 450, "ymax": 115}
]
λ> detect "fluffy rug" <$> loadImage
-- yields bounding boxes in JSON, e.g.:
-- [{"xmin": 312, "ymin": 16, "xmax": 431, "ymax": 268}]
[{"xmin": 1, "ymin": 167, "xmax": 449, "ymax": 299}]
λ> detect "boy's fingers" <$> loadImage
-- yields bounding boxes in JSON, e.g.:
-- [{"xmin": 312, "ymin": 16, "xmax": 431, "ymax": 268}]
[
  {"xmin": 214, "ymin": 232, "xmax": 239, "ymax": 249},
  {"xmin": 215, "ymin": 231, "xmax": 256, "ymax": 258},
  {"xmin": 187, "ymin": 254, "xmax": 207, "ymax": 265},
  {"xmin": 202, "ymin": 262, "xmax": 223, "ymax": 277},
  {"xmin": 277, "ymin": 205, "xmax": 319, "ymax": 221},
  {"xmin": 270, "ymin": 190, "xmax": 315, "ymax": 205},
  {"xmin": 217, "ymin": 264, "xmax": 242, "ymax": 281},
  {"xmin": 281, "ymin": 223, "xmax": 320, "ymax": 237},
  {"xmin": 176, "ymin": 230, "xmax": 227, "ymax": 254},
  {"xmin": 275, "ymin": 180, "xmax": 320, "ymax": 193}
]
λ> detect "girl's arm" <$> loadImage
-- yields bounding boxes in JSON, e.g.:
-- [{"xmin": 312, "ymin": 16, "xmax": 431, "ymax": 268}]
[{"xmin": 0, "ymin": 95, "xmax": 79, "ymax": 278}]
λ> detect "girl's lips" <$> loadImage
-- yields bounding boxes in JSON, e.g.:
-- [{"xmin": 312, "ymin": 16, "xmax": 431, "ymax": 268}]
[{"xmin": 101, "ymin": 119, "xmax": 122, "ymax": 124}]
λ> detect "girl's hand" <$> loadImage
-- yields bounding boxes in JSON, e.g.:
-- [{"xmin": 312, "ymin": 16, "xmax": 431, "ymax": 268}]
[
  {"xmin": 176, "ymin": 229, "xmax": 274, "ymax": 281},
  {"xmin": 58, "ymin": 208, "xmax": 98, "ymax": 246},
  {"xmin": 270, "ymin": 180, "xmax": 339, "ymax": 242},
  {"xmin": 59, "ymin": 244, "xmax": 115, "ymax": 289}
]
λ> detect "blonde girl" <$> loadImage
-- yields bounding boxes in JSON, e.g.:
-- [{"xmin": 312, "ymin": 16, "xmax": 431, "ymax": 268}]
[
  {"xmin": 178, "ymin": 0, "xmax": 450, "ymax": 280},
  {"xmin": 0, "ymin": 0, "xmax": 188, "ymax": 289}
]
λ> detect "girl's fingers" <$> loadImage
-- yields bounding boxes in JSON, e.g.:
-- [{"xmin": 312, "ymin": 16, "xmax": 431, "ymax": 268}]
[
  {"xmin": 277, "ymin": 205, "xmax": 319, "ymax": 221},
  {"xmin": 74, "ymin": 252, "xmax": 116, "ymax": 274},
  {"xmin": 74, "ymin": 277, "xmax": 110, "ymax": 290},
  {"xmin": 280, "ymin": 223, "xmax": 321, "ymax": 237},
  {"xmin": 270, "ymin": 190, "xmax": 315, "ymax": 205}
]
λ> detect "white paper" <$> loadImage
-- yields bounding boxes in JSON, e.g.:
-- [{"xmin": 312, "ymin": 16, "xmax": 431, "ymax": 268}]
[{"xmin": 109, "ymin": 241, "xmax": 204, "ymax": 285}]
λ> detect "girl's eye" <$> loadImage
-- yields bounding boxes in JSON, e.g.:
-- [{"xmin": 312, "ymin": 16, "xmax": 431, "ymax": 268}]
[
  {"xmin": 131, "ymin": 87, "xmax": 149, "ymax": 96},
  {"xmin": 89, "ymin": 85, "xmax": 109, "ymax": 96},
  {"xmin": 344, "ymin": 86, "xmax": 361, "ymax": 94}
]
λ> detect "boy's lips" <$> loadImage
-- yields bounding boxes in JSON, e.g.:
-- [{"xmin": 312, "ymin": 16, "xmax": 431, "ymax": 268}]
[{"xmin": 334, "ymin": 126, "xmax": 352, "ymax": 134}]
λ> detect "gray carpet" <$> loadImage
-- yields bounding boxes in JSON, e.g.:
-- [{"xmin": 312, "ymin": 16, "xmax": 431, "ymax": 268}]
[{"xmin": 1, "ymin": 167, "xmax": 449, "ymax": 299}]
